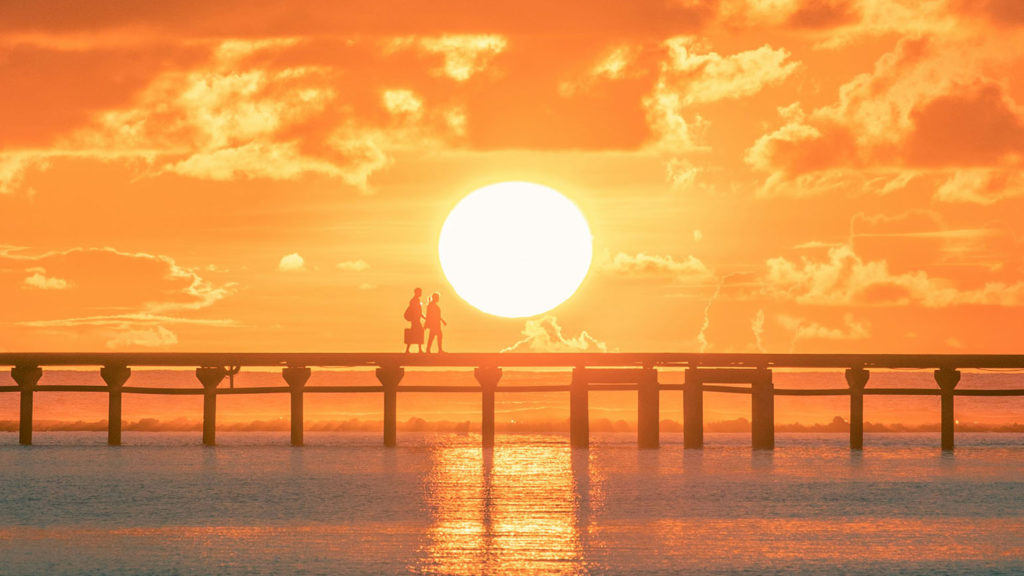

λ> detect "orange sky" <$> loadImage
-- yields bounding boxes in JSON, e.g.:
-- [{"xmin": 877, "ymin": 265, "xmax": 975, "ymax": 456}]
[{"xmin": 1, "ymin": 0, "xmax": 1023, "ymax": 354}]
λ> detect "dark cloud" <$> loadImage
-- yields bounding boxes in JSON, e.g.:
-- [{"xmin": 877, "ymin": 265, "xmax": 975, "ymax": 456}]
[
  {"xmin": 952, "ymin": 0, "xmax": 1024, "ymax": 27},
  {"xmin": 787, "ymin": 0, "xmax": 860, "ymax": 29},
  {"xmin": 0, "ymin": 1, "xmax": 717, "ymax": 37},
  {"xmin": 906, "ymin": 84, "xmax": 1024, "ymax": 166},
  {"xmin": 0, "ymin": 44, "xmax": 207, "ymax": 146},
  {"xmin": 0, "ymin": 247, "xmax": 233, "ymax": 322}
]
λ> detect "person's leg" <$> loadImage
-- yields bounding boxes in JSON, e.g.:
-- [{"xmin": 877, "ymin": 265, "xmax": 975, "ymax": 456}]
[
  {"xmin": 426, "ymin": 330, "xmax": 436, "ymax": 353},
  {"xmin": 405, "ymin": 343, "xmax": 410, "ymax": 353},
  {"xmin": 437, "ymin": 331, "xmax": 444, "ymax": 353}
]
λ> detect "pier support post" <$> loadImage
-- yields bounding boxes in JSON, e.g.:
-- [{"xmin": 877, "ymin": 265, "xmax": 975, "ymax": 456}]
[
  {"xmin": 935, "ymin": 368, "xmax": 961, "ymax": 451},
  {"xmin": 845, "ymin": 368, "xmax": 869, "ymax": 450},
  {"xmin": 196, "ymin": 367, "xmax": 226, "ymax": 446},
  {"xmin": 751, "ymin": 369, "xmax": 774, "ymax": 450},
  {"xmin": 570, "ymin": 368, "xmax": 589, "ymax": 449},
  {"xmin": 475, "ymin": 367, "xmax": 502, "ymax": 448},
  {"xmin": 376, "ymin": 365, "xmax": 404, "ymax": 447},
  {"xmin": 684, "ymin": 369, "xmax": 703, "ymax": 449},
  {"xmin": 12, "ymin": 365, "xmax": 42, "ymax": 446},
  {"xmin": 637, "ymin": 368, "xmax": 659, "ymax": 448},
  {"xmin": 283, "ymin": 367, "xmax": 311, "ymax": 447},
  {"xmin": 101, "ymin": 365, "xmax": 131, "ymax": 446}
]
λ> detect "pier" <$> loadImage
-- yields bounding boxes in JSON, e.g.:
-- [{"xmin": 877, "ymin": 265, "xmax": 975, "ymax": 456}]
[{"xmin": 2, "ymin": 353, "xmax": 1023, "ymax": 450}]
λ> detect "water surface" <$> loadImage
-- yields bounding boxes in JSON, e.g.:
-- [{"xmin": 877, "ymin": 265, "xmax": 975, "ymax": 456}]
[{"xmin": 1, "ymin": 432, "xmax": 1021, "ymax": 575}]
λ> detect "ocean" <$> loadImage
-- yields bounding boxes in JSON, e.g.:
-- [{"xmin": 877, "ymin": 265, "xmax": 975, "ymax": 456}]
[{"xmin": 1, "ymin": 432, "xmax": 1022, "ymax": 575}]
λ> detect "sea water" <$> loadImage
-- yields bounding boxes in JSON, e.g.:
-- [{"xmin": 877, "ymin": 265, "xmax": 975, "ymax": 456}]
[{"xmin": 0, "ymin": 432, "xmax": 1021, "ymax": 575}]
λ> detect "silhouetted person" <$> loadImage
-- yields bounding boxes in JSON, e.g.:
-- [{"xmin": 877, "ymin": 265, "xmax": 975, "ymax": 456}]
[
  {"xmin": 425, "ymin": 291, "xmax": 447, "ymax": 353},
  {"xmin": 404, "ymin": 287, "xmax": 425, "ymax": 353}
]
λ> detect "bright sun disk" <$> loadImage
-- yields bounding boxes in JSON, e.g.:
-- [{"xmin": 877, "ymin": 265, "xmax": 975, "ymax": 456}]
[{"xmin": 439, "ymin": 182, "xmax": 593, "ymax": 318}]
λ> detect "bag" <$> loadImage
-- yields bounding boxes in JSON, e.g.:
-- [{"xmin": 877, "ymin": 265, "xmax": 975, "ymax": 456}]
[{"xmin": 403, "ymin": 304, "xmax": 416, "ymax": 321}]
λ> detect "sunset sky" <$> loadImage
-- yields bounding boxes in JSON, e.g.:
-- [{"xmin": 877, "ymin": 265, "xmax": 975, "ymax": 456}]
[{"xmin": 2, "ymin": 0, "xmax": 1023, "ymax": 354}]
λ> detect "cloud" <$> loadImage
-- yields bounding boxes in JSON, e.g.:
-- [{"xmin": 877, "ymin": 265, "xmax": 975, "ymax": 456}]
[
  {"xmin": 933, "ymin": 169, "xmax": 1024, "ymax": 204},
  {"xmin": 746, "ymin": 35, "xmax": 1024, "ymax": 199},
  {"xmin": 168, "ymin": 141, "xmax": 347, "ymax": 181},
  {"xmin": 664, "ymin": 157, "xmax": 711, "ymax": 189},
  {"xmin": 643, "ymin": 37, "xmax": 797, "ymax": 172},
  {"xmin": 0, "ymin": 38, "xmax": 405, "ymax": 193},
  {"xmin": 337, "ymin": 259, "xmax": 370, "ymax": 272},
  {"xmin": 0, "ymin": 152, "xmax": 44, "ymax": 195},
  {"xmin": 643, "ymin": 88, "xmax": 709, "ymax": 151},
  {"xmin": 501, "ymin": 316, "xmax": 608, "ymax": 353},
  {"xmin": 0, "ymin": 28, "xmax": 175, "ymax": 52},
  {"xmin": 390, "ymin": 35, "xmax": 508, "ymax": 81},
  {"xmin": 20, "ymin": 314, "xmax": 234, "ymax": 328},
  {"xmin": 23, "ymin": 271, "xmax": 69, "ymax": 290},
  {"xmin": 326, "ymin": 126, "xmax": 395, "ymax": 192},
  {"xmin": 763, "ymin": 244, "xmax": 1024, "ymax": 307},
  {"xmin": 845, "ymin": 210, "xmax": 1013, "ymax": 270},
  {"xmin": 744, "ymin": 103, "xmax": 858, "ymax": 184},
  {"xmin": 1, "ymin": 246, "xmax": 234, "ymax": 314},
  {"xmin": 106, "ymin": 326, "xmax": 178, "ymax": 349},
  {"xmin": 119, "ymin": 43, "xmax": 347, "ymax": 182},
  {"xmin": 786, "ymin": 0, "xmax": 861, "ymax": 29},
  {"xmin": 696, "ymin": 282, "xmax": 722, "ymax": 353},
  {"xmin": 778, "ymin": 313, "xmax": 870, "ymax": 343},
  {"xmin": 779, "ymin": 0, "xmax": 964, "ymax": 48},
  {"xmin": 591, "ymin": 46, "xmax": 638, "ymax": 81},
  {"xmin": 720, "ymin": 0, "xmax": 961, "ymax": 42},
  {"xmin": 0, "ymin": 148, "xmax": 162, "ymax": 195},
  {"xmin": 751, "ymin": 309, "xmax": 766, "ymax": 352},
  {"xmin": 278, "ymin": 252, "xmax": 305, "ymax": 272},
  {"xmin": 74, "ymin": 39, "xmax": 332, "ymax": 153},
  {"xmin": 600, "ymin": 251, "xmax": 714, "ymax": 283},
  {"xmin": 1, "ymin": 247, "xmax": 234, "ymax": 349},
  {"xmin": 944, "ymin": 0, "xmax": 1024, "ymax": 28},
  {"xmin": 381, "ymin": 89, "xmax": 424, "ymax": 119},
  {"xmin": 657, "ymin": 37, "xmax": 799, "ymax": 106},
  {"xmin": 559, "ymin": 45, "xmax": 643, "ymax": 97},
  {"xmin": 905, "ymin": 83, "xmax": 1024, "ymax": 167}
]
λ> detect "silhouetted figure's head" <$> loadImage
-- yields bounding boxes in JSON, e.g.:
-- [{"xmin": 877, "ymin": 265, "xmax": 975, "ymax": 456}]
[
  {"xmin": 414, "ymin": 287, "xmax": 422, "ymax": 297},
  {"xmin": 431, "ymin": 292, "xmax": 440, "ymax": 303}
]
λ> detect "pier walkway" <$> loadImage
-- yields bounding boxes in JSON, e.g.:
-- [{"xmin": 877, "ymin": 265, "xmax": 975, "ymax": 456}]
[{"xmin": 2, "ymin": 353, "xmax": 1022, "ymax": 450}]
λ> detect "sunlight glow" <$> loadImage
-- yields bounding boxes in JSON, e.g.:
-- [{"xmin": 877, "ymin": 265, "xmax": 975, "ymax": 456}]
[{"xmin": 439, "ymin": 182, "xmax": 593, "ymax": 318}]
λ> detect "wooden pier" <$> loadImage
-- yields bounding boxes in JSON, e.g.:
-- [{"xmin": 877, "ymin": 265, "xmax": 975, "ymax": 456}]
[{"xmin": 2, "ymin": 353, "xmax": 1023, "ymax": 450}]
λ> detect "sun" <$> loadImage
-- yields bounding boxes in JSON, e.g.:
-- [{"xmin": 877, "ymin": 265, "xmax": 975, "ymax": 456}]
[{"xmin": 439, "ymin": 182, "xmax": 593, "ymax": 318}]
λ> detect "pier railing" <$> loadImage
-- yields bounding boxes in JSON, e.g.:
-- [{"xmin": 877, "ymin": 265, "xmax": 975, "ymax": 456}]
[{"xmin": 2, "ymin": 353, "xmax": 1023, "ymax": 450}]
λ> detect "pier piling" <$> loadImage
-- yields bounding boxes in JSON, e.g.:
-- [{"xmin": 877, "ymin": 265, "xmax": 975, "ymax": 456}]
[
  {"xmin": 196, "ymin": 367, "xmax": 226, "ymax": 446},
  {"xmin": 570, "ymin": 368, "xmax": 589, "ymax": 449},
  {"xmin": 475, "ymin": 367, "xmax": 502, "ymax": 448},
  {"xmin": 845, "ymin": 368, "xmax": 870, "ymax": 450},
  {"xmin": 100, "ymin": 365, "xmax": 131, "ymax": 446},
  {"xmin": 751, "ymin": 369, "xmax": 774, "ymax": 450},
  {"xmin": 376, "ymin": 365, "xmax": 404, "ymax": 447},
  {"xmin": 637, "ymin": 368, "xmax": 659, "ymax": 448},
  {"xmin": 935, "ymin": 368, "xmax": 961, "ymax": 451},
  {"xmin": 12, "ymin": 365, "xmax": 42, "ymax": 446},
  {"xmin": 683, "ymin": 369, "xmax": 703, "ymax": 449},
  {"xmin": 1, "ymin": 353, "xmax": 1021, "ymax": 453},
  {"xmin": 283, "ymin": 367, "xmax": 311, "ymax": 446}
]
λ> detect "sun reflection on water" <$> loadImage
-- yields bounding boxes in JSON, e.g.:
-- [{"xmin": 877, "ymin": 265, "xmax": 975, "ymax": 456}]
[{"xmin": 416, "ymin": 436, "xmax": 601, "ymax": 575}]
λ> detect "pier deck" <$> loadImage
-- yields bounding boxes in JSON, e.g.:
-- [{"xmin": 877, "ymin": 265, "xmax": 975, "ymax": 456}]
[{"xmin": 3, "ymin": 353, "xmax": 1022, "ymax": 450}]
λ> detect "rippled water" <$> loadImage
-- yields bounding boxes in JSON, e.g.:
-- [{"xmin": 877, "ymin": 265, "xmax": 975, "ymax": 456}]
[{"xmin": 1, "ymin": 432, "xmax": 1022, "ymax": 575}]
